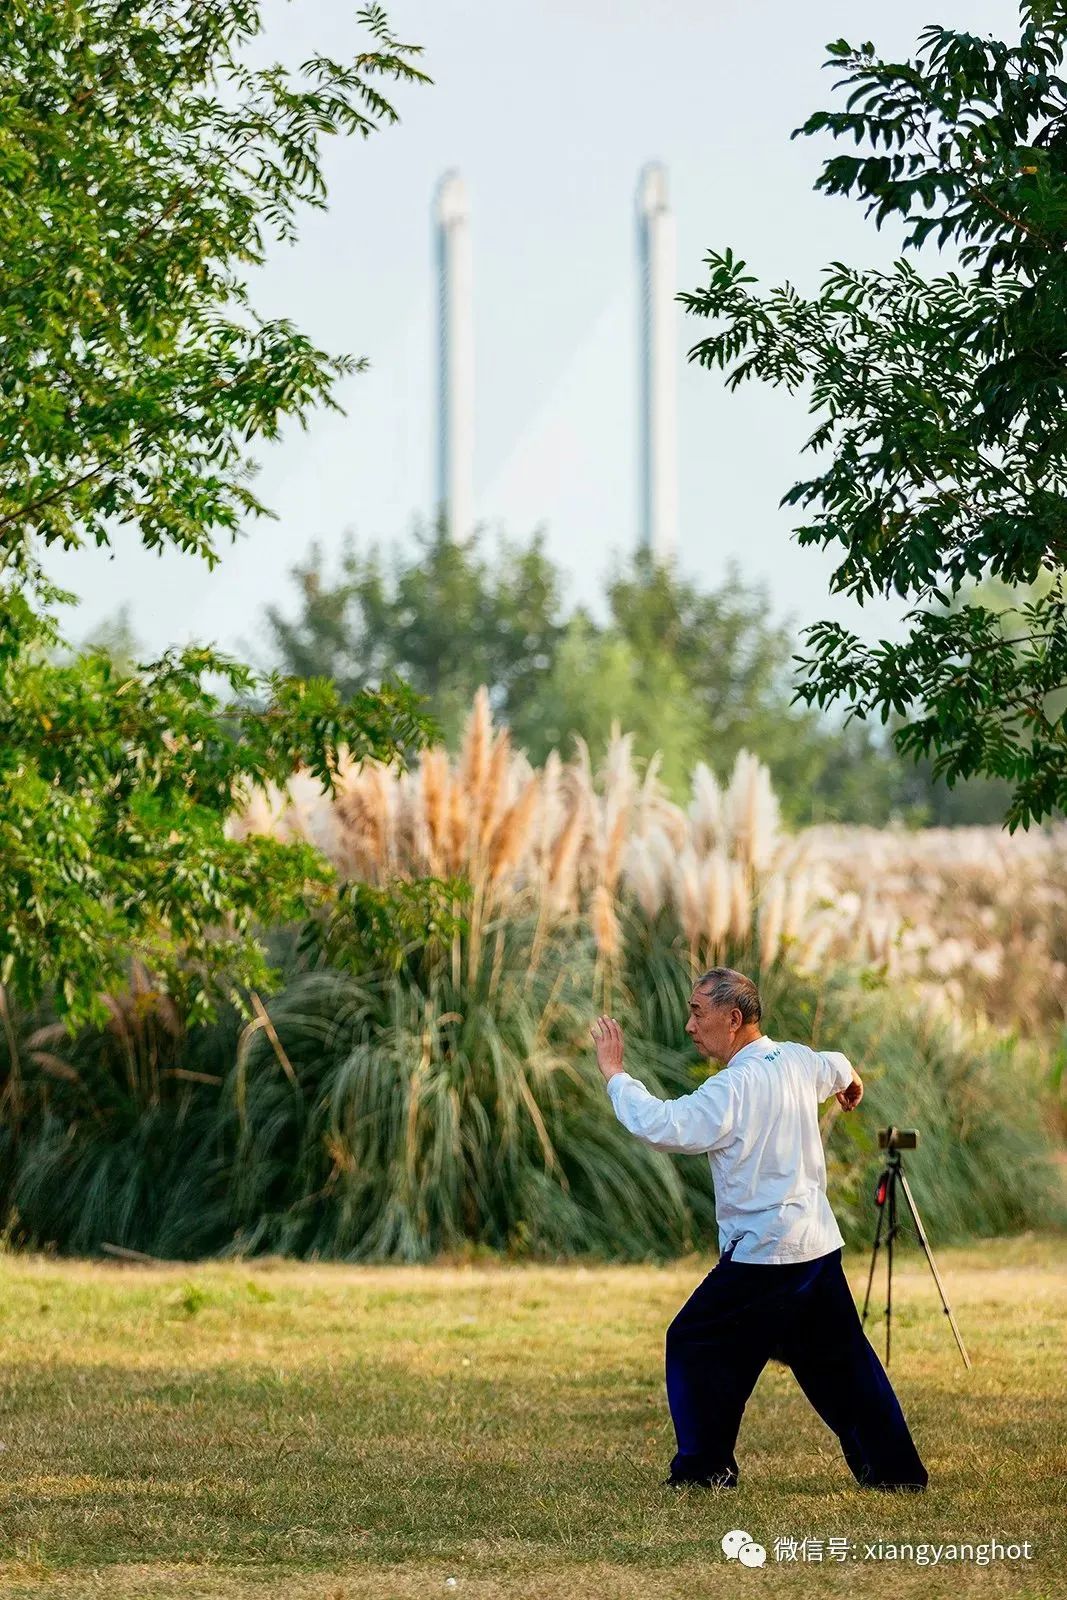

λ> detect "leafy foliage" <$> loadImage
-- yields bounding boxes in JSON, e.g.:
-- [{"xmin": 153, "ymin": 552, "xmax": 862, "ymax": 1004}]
[
  {"xmin": 6, "ymin": 701, "xmax": 1062, "ymax": 1257},
  {"xmin": 681, "ymin": 5, "xmax": 1067, "ymax": 829},
  {"xmin": 268, "ymin": 531, "xmax": 933, "ymax": 825},
  {"xmin": 0, "ymin": 0, "xmax": 428, "ymax": 590},
  {"xmin": 0, "ymin": 2, "xmax": 443, "ymax": 1022},
  {"xmin": 5, "ymin": 910, "xmax": 1062, "ymax": 1261},
  {"xmin": 266, "ymin": 520, "xmax": 567, "ymax": 747},
  {"xmin": 1, "ymin": 593, "xmax": 436, "ymax": 1027},
  {"xmin": 299, "ymin": 875, "xmax": 471, "ymax": 975}
]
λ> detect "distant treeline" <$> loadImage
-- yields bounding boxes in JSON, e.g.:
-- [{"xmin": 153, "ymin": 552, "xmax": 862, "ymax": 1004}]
[{"xmin": 257, "ymin": 526, "xmax": 1018, "ymax": 828}]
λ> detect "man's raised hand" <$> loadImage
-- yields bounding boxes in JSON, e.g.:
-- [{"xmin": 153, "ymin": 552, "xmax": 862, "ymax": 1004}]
[{"xmin": 590, "ymin": 1015, "xmax": 625, "ymax": 1083}]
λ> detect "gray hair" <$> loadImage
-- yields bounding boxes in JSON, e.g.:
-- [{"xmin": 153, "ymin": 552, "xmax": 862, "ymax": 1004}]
[{"xmin": 695, "ymin": 967, "xmax": 762, "ymax": 1025}]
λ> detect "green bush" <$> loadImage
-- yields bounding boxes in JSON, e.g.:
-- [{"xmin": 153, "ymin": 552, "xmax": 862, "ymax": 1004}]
[
  {"xmin": 216, "ymin": 913, "xmax": 708, "ymax": 1262},
  {"xmin": 3, "ymin": 915, "xmax": 1063, "ymax": 1261}
]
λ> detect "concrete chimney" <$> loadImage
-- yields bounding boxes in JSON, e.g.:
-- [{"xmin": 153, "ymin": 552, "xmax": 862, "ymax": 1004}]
[
  {"xmin": 636, "ymin": 162, "xmax": 678, "ymax": 563},
  {"xmin": 433, "ymin": 171, "xmax": 474, "ymax": 538}
]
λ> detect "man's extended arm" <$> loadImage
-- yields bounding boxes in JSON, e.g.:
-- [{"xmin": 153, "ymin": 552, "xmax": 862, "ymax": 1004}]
[
  {"xmin": 816, "ymin": 1048, "xmax": 863, "ymax": 1111},
  {"xmin": 604, "ymin": 1070, "xmax": 735, "ymax": 1155},
  {"xmin": 590, "ymin": 1015, "xmax": 734, "ymax": 1154}
]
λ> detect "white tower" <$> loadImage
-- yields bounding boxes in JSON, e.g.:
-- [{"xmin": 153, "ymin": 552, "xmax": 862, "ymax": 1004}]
[
  {"xmin": 636, "ymin": 163, "xmax": 678, "ymax": 563},
  {"xmin": 434, "ymin": 171, "xmax": 474, "ymax": 539}
]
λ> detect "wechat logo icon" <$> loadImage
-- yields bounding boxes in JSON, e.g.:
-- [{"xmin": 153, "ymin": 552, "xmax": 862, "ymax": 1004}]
[{"xmin": 721, "ymin": 1529, "xmax": 767, "ymax": 1568}]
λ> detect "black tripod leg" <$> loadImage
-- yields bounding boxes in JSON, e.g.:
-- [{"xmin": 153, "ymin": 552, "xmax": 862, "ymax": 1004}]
[
  {"xmin": 885, "ymin": 1167, "xmax": 896, "ymax": 1368},
  {"xmin": 862, "ymin": 1165, "xmax": 890, "ymax": 1326},
  {"xmin": 897, "ymin": 1167, "xmax": 972, "ymax": 1369}
]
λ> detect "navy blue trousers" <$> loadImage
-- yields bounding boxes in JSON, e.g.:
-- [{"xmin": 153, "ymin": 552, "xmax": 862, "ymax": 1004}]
[{"xmin": 665, "ymin": 1245, "xmax": 929, "ymax": 1491}]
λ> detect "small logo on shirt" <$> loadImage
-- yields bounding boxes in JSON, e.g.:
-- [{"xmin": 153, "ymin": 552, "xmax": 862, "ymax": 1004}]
[{"xmin": 764, "ymin": 1048, "xmax": 781, "ymax": 1062}]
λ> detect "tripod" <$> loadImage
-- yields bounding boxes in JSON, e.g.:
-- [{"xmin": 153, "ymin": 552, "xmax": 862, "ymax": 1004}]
[{"xmin": 861, "ymin": 1128, "xmax": 971, "ymax": 1369}]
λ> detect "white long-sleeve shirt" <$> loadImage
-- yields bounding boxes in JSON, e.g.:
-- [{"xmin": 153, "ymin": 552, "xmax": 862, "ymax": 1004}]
[{"xmin": 605, "ymin": 1033, "xmax": 854, "ymax": 1264}]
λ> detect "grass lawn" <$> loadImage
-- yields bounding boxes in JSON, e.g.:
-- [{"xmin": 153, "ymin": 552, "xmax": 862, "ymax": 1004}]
[{"xmin": 0, "ymin": 1233, "xmax": 1063, "ymax": 1599}]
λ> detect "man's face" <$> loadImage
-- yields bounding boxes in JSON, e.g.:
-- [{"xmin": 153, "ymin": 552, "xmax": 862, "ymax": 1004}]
[{"xmin": 685, "ymin": 987, "xmax": 743, "ymax": 1063}]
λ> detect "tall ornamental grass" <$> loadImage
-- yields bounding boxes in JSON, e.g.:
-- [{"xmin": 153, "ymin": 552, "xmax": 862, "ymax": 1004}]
[
  {"xmin": 6, "ymin": 930, "xmax": 1062, "ymax": 1263},
  {"xmin": 219, "ymin": 916, "xmax": 712, "ymax": 1262},
  {"xmin": 3, "ymin": 692, "xmax": 1064, "ymax": 1260},
  {"xmin": 237, "ymin": 685, "xmax": 1067, "ymax": 1042}
]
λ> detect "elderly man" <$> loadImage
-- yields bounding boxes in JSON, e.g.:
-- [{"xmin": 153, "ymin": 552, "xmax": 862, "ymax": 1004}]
[{"xmin": 590, "ymin": 966, "xmax": 928, "ymax": 1493}]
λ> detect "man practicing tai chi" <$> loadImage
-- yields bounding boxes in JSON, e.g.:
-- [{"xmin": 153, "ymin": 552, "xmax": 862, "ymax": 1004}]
[{"xmin": 590, "ymin": 967, "xmax": 929, "ymax": 1493}]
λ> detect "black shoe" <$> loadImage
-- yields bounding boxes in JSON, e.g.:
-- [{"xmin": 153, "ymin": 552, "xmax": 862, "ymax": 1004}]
[{"xmin": 869, "ymin": 1480, "xmax": 928, "ymax": 1493}]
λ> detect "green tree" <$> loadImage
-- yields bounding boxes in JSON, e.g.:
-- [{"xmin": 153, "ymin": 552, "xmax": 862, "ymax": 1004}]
[
  {"xmin": 513, "ymin": 552, "xmax": 908, "ymax": 820},
  {"xmin": 3, "ymin": 600, "xmax": 438, "ymax": 1031},
  {"xmin": 0, "ymin": 2, "xmax": 445, "ymax": 1025},
  {"xmin": 604, "ymin": 551, "xmax": 908, "ymax": 822},
  {"xmin": 884, "ymin": 575, "xmax": 1058, "ymax": 824},
  {"xmin": 269, "ymin": 526, "xmax": 917, "ymax": 823},
  {"xmin": 2, "ymin": 1, "xmax": 428, "ymax": 592},
  {"xmin": 682, "ymin": 4, "xmax": 1067, "ymax": 830},
  {"xmin": 266, "ymin": 521, "xmax": 567, "ymax": 747},
  {"xmin": 511, "ymin": 610, "xmax": 708, "ymax": 795}
]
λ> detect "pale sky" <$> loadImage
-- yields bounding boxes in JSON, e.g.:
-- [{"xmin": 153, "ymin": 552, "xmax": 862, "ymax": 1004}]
[{"xmin": 48, "ymin": 0, "xmax": 1023, "ymax": 663}]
